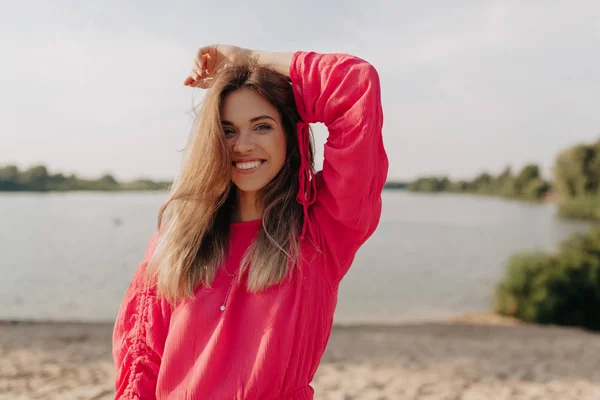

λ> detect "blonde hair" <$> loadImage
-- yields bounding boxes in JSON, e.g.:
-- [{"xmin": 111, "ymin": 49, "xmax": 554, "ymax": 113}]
[{"xmin": 144, "ymin": 58, "xmax": 315, "ymax": 304}]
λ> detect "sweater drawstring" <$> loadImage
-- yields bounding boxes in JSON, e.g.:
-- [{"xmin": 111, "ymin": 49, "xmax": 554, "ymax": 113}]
[{"xmin": 296, "ymin": 121, "xmax": 316, "ymax": 241}]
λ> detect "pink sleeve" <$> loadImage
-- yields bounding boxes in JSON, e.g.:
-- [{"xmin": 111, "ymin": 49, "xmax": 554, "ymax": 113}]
[
  {"xmin": 290, "ymin": 51, "xmax": 388, "ymax": 285},
  {"xmin": 112, "ymin": 232, "xmax": 172, "ymax": 400}
]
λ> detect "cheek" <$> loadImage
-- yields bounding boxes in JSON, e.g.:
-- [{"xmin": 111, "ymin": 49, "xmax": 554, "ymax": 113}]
[{"xmin": 226, "ymin": 137, "xmax": 235, "ymax": 152}]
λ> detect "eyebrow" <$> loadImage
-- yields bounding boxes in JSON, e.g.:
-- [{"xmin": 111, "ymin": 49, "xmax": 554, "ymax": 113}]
[{"xmin": 221, "ymin": 115, "xmax": 276, "ymax": 126}]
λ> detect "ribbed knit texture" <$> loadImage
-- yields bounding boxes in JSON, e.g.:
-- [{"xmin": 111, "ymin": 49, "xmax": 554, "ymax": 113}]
[{"xmin": 112, "ymin": 51, "xmax": 388, "ymax": 399}]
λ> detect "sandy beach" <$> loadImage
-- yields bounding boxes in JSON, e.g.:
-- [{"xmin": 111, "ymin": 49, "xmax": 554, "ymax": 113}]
[{"xmin": 1, "ymin": 313, "xmax": 600, "ymax": 400}]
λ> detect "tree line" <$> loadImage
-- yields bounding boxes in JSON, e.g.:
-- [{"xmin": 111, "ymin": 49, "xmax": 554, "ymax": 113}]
[
  {"xmin": 2, "ymin": 136, "xmax": 599, "ymax": 221},
  {"xmin": 406, "ymin": 163, "xmax": 552, "ymax": 201},
  {"xmin": 0, "ymin": 165, "xmax": 407, "ymax": 192},
  {"xmin": 2, "ymin": 163, "xmax": 409, "ymax": 192},
  {"xmin": 404, "ymin": 137, "xmax": 600, "ymax": 220},
  {"xmin": 0, "ymin": 165, "xmax": 171, "ymax": 192}
]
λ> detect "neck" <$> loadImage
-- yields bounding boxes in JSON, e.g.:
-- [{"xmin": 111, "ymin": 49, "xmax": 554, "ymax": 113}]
[{"xmin": 233, "ymin": 190, "xmax": 263, "ymax": 222}]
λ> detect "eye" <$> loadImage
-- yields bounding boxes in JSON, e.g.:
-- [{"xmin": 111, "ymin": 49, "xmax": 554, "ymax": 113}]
[
  {"xmin": 254, "ymin": 123, "xmax": 272, "ymax": 132},
  {"xmin": 223, "ymin": 128, "xmax": 236, "ymax": 137}
]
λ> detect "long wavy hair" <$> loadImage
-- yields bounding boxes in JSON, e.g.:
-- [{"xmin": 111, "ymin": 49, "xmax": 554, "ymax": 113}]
[{"xmin": 144, "ymin": 57, "xmax": 315, "ymax": 304}]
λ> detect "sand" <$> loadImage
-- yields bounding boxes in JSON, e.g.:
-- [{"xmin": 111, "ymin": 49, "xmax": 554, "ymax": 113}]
[{"xmin": 1, "ymin": 313, "xmax": 600, "ymax": 399}]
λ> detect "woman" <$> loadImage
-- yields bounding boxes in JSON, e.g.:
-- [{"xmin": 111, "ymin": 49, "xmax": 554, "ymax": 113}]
[{"xmin": 112, "ymin": 44, "xmax": 388, "ymax": 399}]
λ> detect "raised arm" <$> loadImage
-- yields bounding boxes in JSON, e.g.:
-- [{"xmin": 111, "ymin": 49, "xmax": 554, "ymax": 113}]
[
  {"xmin": 288, "ymin": 51, "xmax": 388, "ymax": 284},
  {"xmin": 112, "ymin": 232, "xmax": 172, "ymax": 399}
]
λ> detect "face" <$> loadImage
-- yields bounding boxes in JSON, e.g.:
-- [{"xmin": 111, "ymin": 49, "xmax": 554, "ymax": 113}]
[{"xmin": 221, "ymin": 88, "xmax": 287, "ymax": 194}]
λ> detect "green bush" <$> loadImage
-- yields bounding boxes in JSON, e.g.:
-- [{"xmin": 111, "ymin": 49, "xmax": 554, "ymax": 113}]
[
  {"xmin": 495, "ymin": 228, "xmax": 600, "ymax": 330},
  {"xmin": 558, "ymin": 196, "xmax": 600, "ymax": 221},
  {"xmin": 521, "ymin": 178, "xmax": 552, "ymax": 201}
]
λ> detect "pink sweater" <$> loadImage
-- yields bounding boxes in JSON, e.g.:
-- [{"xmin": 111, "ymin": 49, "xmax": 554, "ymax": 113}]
[{"xmin": 112, "ymin": 51, "xmax": 388, "ymax": 399}]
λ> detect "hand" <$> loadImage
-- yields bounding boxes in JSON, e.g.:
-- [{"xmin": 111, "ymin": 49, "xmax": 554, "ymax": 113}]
[{"xmin": 183, "ymin": 44, "xmax": 252, "ymax": 88}]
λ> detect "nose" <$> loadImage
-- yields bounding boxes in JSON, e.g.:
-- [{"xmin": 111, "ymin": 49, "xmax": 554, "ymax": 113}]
[{"xmin": 232, "ymin": 130, "xmax": 255, "ymax": 154}]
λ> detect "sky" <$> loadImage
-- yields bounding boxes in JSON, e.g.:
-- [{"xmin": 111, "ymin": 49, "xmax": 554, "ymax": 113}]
[{"xmin": 1, "ymin": 1, "xmax": 599, "ymax": 182}]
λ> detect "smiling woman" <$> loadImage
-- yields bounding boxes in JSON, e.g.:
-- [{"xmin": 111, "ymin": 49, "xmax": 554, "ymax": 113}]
[
  {"xmin": 221, "ymin": 88, "xmax": 289, "ymax": 204},
  {"xmin": 111, "ymin": 44, "xmax": 388, "ymax": 399}
]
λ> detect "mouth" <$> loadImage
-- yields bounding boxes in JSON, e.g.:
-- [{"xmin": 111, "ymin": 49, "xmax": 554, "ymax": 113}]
[{"xmin": 233, "ymin": 160, "xmax": 266, "ymax": 172}]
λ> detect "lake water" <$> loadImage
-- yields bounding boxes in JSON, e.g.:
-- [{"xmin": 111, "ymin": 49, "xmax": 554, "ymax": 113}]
[{"xmin": 0, "ymin": 191, "xmax": 590, "ymax": 325}]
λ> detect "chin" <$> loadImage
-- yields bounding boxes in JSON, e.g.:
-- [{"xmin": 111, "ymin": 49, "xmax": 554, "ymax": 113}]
[
  {"xmin": 232, "ymin": 168, "xmax": 279, "ymax": 194},
  {"xmin": 232, "ymin": 180, "xmax": 270, "ymax": 193}
]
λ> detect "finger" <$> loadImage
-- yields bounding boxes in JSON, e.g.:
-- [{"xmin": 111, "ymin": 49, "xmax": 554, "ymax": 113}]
[
  {"xmin": 202, "ymin": 53, "xmax": 214, "ymax": 74},
  {"xmin": 193, "ymin": 62, "xmax": 205, "ymax": 79},
  {"xmin": 184, "ymin": 69, "xmax": 200, "ymax": 86},
  {"xmin": 185, "ymin": 47, "xmax": 215, "ymax": 87},
  {"xmin": 194, "ymin": 55, "xmax": 212, "ymax": 76},
  {"xmin": 195, "ymin": 55, "xmax": 205, "ymax": 74}
]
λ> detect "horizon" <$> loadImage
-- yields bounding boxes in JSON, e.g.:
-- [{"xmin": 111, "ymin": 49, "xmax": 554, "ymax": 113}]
[{"xmin": 0, "ymin": 155, "xmax": 570, "ymax": 184}]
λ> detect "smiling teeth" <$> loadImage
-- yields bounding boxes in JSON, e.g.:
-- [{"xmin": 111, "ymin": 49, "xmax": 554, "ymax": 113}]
[{"xmin": 236, "ymin": 161, "xmax": 263, "ymax": 170}]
